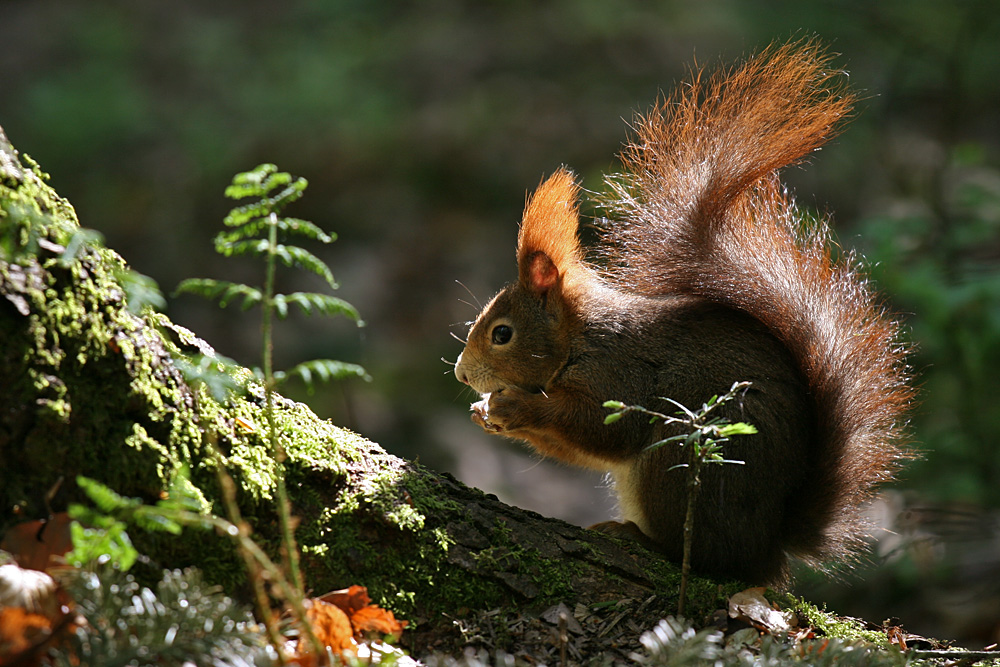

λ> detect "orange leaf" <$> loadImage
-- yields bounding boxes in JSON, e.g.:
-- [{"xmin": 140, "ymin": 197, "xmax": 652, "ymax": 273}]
[
  {"xmin": 0, "ymin": 607, "xmax": 52, "ymax": 653},
  {"xmin": 302, "ymin": 598, "xmax": 355, "ymax": 654},
  {"xmin": 315, "ymin": 585, "xmax": 408, "ymax": 640},
  {"xmin": 0, "ymin": 605, "xmax": 75, "ymax": 665},
  {"xmin": 349, "ymin": 605, "xmax": 407, "ymax": 638},
  {"xmin": 319, "ymin": 584, "xmax": 370, "ymax": 615}
]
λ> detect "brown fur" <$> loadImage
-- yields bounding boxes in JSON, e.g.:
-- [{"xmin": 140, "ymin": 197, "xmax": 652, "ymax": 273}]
[{"xmin": 454, "ymin": 39, "xmax": 913, "ymax": 584}]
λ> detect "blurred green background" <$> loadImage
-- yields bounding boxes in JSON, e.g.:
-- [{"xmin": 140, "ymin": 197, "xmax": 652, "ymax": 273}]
[{"xmin": 2, "ymin": 0, "xmax": 999, "ymax": 647}]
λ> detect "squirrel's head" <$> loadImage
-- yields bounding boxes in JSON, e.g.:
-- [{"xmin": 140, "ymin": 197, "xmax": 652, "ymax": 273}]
[{"xmin": 455, "ymin": 169, "xmax": 588, "ymax": 395}]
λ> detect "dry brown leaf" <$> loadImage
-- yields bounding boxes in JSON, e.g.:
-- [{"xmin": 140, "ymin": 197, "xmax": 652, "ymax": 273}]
[
  {"xmin": 0, "ymin": 514, "xmax": 74, "ymax": 572},
  {"xmin": 885, "ymin": 623, "xmax": 908, "ymax": 650},
  {"xmin": 728, "ymin": 587, "xmax": 792, "ymax": 634},
  {"xmin": 291, "ymin": 585, "xmax": 408, "ymax": 663}
]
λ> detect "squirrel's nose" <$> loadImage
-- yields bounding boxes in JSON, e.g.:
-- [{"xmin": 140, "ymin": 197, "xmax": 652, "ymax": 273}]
[{"xmin": 454, "ymin": 353, "xmax": 469, "ymax": 384}]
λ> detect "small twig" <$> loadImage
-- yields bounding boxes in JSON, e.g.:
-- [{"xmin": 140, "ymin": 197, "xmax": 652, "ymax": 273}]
[{"xmin": 604, "ymin": 381, "xmax": 756, "ymax": 616}]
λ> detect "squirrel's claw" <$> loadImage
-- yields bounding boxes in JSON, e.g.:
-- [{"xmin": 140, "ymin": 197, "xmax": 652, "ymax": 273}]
[{"xmin": 471, "ymin": 395, "xmax": 503, "ymax": 433}]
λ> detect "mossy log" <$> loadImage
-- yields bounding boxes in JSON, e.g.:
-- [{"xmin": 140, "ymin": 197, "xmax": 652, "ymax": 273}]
[{"xmin": 0, "ymin": 126, "xmax": 729, "ymax": 637}]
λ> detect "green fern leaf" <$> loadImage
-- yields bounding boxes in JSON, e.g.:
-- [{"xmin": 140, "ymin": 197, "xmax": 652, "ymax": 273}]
[
  {"xmin": 272, "ymin": 292, "xmax": 361, "ymax": 322},
  {"xmin": 718, "ymin": 422, "xmax": 758, "ymax": 437},
  {"xmin": 173, "ymin": 353, "xmax": 246, "ymax": 402},
  {"xmin": 59, "ymin": 228, "xmax": 104, "ymax": 267},
  {"xmin": 273, "ymin": 359, "xmax": 370, "ymax": 387},
  {"xmin": 117, "ymin": 268, "xmax": 167, "ymax": 314},
  {"xmin": 221, "ymin": 201, "xmax": 270, "ymax": 230},
  {"xmin": 272, "ymin": 295, "xmax": 289, "ymax": 318},
  {"xmin": 132, "ymin": 509, "xmax": 183, "ymax": 535},
  {"xmin": 216, "ymin": 215, "xmax": 336, "ymax": 246},
  {"xmin": 280, "ymin": 218, "xmax": 335, "ymax": 243},
  {"xmin": 214, "ymin": 238, "xmax": 270, "ymax": 258},
  {"xmin": 273, "ymin": 245, "xmax": 337, "ymax": 288},
  {"xmin": 175, "ymin": 278, "xmax": 262, "ymax": 310},
  {"xmin": 225, "ymin": 173, "xmax": 306, "ymax": 210},
  {"xmin": 76, "ymin": 476, "xmax": 141, "ymax": 514},
  {"xmin": 224, "ymin": 163, "xmax": 285, "ymax": 198},
  {"xmin": 66, "ymin": 520, "xmax": 138, "ymax": 571}
]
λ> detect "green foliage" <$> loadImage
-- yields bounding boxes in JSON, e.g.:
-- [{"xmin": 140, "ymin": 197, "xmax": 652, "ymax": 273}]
[
  {"xmin": 174, "ymin": 162, "xmax": 366, "ymax": 393},
  {"xmin": 52, "ymin": 567, "xmax": 267, "ymax": 667},
  {"xmin": 212, "ymin": 164, "xmax": 337, "ymax": 288},
  {"xmin": 114, "ymin": 266, "xmax": 167, "ymax": 314},
  {"xmin": 272, "ymin": 290, "xmax": 360, "ymax": 320},
  {"xmin": 604, "ymin": 382, "xmax": 756, "ymax": 615},
  {"xmin": 1, "ymin": 195, "xmax": 164, "ymax": 315},
  {"xmin": 174, "ymin": 278, "xmax": 263, "ymax": 310},
  {"xmin": 58, "ymin": 227, "xmax": 104, "ymax": 267},
  {"xmin": 172, "ymin": 353, "xmax": 247, "ymax": 403},
  {"xmin": 65, "ymin": 467, "xmax": 327, "ymax": 659},
  {"xmin": 603, "ymin": 382, "xmax": 756, "ymax": 471},
  {"xmin": 66, "ymin": 470, "xmax": 209, "ymax": 571},
  {"xmin": 173, "ymin": 163, "xmax": 364, "ymax": 657},
  {"xmin": 274, "ymin": 358, "xmax": 370, "ymax": 387},
  {"xmin": 859, "ymin": 146, "xmax": 1000, "ymax": 506}
]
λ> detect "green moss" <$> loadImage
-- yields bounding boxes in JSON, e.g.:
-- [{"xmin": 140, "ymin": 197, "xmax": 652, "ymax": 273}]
[{"xmin": 784, "ymin": 595, "xmax": 891, "ymax": 647}]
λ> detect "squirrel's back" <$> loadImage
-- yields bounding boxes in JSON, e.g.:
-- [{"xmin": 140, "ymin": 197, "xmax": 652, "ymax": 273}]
[{"xmin": 599, "ymin": 39, "xmax": 914, "ymax": 566}]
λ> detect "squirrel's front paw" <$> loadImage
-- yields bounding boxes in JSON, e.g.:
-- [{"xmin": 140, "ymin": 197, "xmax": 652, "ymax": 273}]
[
  {"xmin": 470, "ymin": 388, "xmax": 528, "ymax": 433},
  {"xmin": 470, "ymin": 395, "xmax": 503, "ymax": 433}
]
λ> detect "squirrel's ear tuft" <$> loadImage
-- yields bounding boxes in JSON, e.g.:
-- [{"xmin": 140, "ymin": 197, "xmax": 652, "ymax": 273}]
[{"xmin": 517, "ymin": 168, "xmax": 583, "ymax": 291}]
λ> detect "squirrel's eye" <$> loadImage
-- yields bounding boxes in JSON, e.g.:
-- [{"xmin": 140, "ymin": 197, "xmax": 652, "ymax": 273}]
[{"xmin": 491, "ymin": 324, "xmax": 513, "ymax": 345}]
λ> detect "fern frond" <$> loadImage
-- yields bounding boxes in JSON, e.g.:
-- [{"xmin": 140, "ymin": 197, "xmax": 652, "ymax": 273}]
[
  {"xmin": 117, "ymin": 268, "xmax": 167, "ymax": 314},
  {"xmin": 214, "ymin": 238, "xmax": 269, "ymax": 258},
  {"xmin": 173, "ymin": 352, "xmax": 247, "ymax": 402},
  {"xmin": 272, "ymin": 292, "xmax": 362, "ymax": 322},
  {"xmin": 273, "ymin": 245, "xmax": 336, "ymax": 287},
  {"xmin": 223, "ymin": 163, "xmax": 307, "ymax": 204},
  {"xmin": 221, "ymin": 200, "xmax": 270, "ymax": 230},
  {"xmin": 273, "ymin": 359, "xmax": 371, "ymax": 388},
  {"xmin": 175, "ymin": 278, "xmax": 262, "ymax": 310},
  {"xmin": 224, "ymin": 184, "xmax": 306, "ymax": 227},
  {"xmin": 76, "ymin": 476, "xmax": 142, "ymax": 514},
  {"xmin": 59, "ymin": 228, "xmax": 105, "ymax": 267},
  {"xmin": 215, "ymin": 216, "xmax": 335, "ymax": 247},
  {"xmin": 280, "ymin": 218, "xmax": 335, "ymax": 243},
  {"xmin": 213, "ymin": 242, "xmax": 335, "ymax": 290}
]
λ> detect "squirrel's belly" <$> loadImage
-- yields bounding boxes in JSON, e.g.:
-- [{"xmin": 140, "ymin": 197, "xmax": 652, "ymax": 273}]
[{"xmin": 609, "ymin": 462, "xmax": 651, "ymax": 535}]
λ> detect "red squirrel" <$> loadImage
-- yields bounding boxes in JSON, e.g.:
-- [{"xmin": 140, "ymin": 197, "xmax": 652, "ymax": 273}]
[{"xmin": 454, "ymin": 40, "xmax": 913, "ymax": 584}]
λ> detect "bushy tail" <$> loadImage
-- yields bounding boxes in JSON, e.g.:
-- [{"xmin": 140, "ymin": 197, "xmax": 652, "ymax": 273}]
[{"xmin": 600, "ymin": 39, "xmax": 914, "ymax": 564}]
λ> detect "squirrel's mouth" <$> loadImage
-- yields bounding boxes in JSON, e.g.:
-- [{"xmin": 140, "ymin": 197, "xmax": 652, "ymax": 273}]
[{"xmin": 465, "ymin": 375, "xmax": 509, "ymax": 395}]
